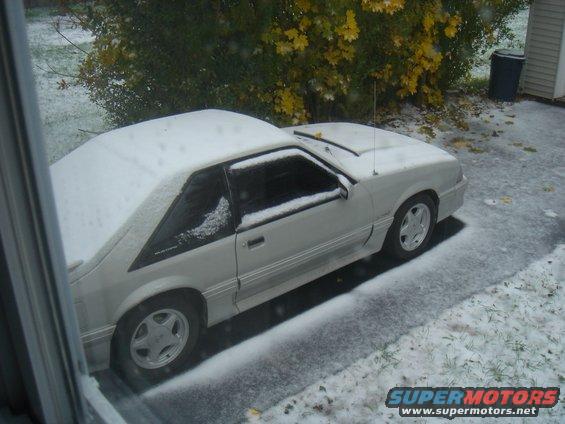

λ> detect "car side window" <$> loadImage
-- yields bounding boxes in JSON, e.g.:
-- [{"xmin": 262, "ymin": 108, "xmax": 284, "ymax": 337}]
[
  {"xmin": 230, "ymin": 149, "xmax": 339, "ymax": 229},
  {"xmin": 133, "ymin": 166, "xmax": 234, "ymax": 269}
]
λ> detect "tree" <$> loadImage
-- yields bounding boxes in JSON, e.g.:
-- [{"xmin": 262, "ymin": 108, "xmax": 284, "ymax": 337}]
[{"xmin": 77, "ymin": 0, "xmax": 529, "ymax": 126}]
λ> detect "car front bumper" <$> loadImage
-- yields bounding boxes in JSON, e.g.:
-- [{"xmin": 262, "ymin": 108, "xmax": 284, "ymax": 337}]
[
  {"xmin": 81, "ymin": 325, "xmax": 115, "ymax": 372},
  {"xmin": 438, "ymin": 176, "xmax": 468, "ymax": 221}
]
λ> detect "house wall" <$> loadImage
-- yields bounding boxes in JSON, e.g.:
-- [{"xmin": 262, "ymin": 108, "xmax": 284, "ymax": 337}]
[
  {"xmin": 522, "ymin": 0, "xmax": 565, "ymax": 99},
  {"xmin": 555, "ymin": 23, "xmax": 565, "ymax": 98}
]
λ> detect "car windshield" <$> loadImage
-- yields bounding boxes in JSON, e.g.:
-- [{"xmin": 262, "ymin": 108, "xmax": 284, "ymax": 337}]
[{"xmin": 16, "ymin": 0, "xmax": 565, "ymax": 423}]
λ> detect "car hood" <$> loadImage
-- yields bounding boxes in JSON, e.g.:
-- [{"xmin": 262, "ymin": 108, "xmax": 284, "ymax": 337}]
[{"xmin": 283, "ymin": 122, "xmax": 456, "ymax": 181}]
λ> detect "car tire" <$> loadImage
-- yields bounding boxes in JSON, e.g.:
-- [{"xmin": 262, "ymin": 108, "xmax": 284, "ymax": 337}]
[
  {"xmin": 384, "ymin": 193, "xmax": 437, "ymax": 260},
  {"xmin": 111, "ymin": 293, "xmax": 200, "ymax": 385}
]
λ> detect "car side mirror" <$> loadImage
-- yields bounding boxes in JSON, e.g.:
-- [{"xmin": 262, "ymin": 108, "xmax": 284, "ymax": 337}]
[{"xmin": 337, "ymin": 174, "xmax": 352, "ymax": 200}]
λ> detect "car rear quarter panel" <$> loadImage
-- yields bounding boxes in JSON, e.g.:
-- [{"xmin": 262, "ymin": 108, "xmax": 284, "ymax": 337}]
[{"xmin": 71, "ymin": 172, "xmax": 238, "ymax": 338}]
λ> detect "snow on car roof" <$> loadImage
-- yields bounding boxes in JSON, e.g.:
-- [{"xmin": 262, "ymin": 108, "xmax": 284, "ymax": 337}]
[{"xmin": 50, "ymin": 109, "xmax": 296, "ymax": 268}]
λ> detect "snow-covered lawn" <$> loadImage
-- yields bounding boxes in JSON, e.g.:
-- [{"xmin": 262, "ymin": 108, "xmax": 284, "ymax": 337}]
[
  {"xmin": 26, "ymin": 10, "xmax": 108, "ymax": 164},
  {"xmin": 251, "ymin": 245, "xmax": 564, "ymax": 423}
]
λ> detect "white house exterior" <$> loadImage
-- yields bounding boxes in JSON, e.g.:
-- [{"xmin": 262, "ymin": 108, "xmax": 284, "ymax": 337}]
[{"xmin": 522, "ymin": 0, "xmax": 565, "ymax": 99}]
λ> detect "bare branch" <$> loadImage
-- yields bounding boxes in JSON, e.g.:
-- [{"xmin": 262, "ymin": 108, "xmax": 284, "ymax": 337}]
[
  {"xmin": 52, "ymin": 20, "xmax": 89, "ymax": 55},
  {"xmin": 78, "ymin": 128, "xmax": 102, "ymax": 135},
  {"xmin": 35, "ymin": 63, "xmax": 79, "ymax": 79}
]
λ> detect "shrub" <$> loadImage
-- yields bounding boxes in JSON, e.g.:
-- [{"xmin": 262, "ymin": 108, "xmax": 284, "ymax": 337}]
[{"xmin": 76, "ymin": 0, "xmax": 529, "ymax": 127}]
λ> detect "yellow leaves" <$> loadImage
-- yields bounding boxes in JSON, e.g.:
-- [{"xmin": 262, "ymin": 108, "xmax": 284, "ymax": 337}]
[
  {"xmin": 444, "ymin": 14, "xmax": 462, "ymax": 38},
  {"xmin": 293, "ymin": 33, "xmax": 309, "ymax": 50},
  {"xmin": 283, "ymin": 29, "xmax": 308, "ymax": 52},
  {"xmin": 275, "ymin": 28, "xmax": 309, "ymax": 54},
  {"xmin": 361, "ymin": 0, "xmax": 405, "ymax": 14},
  {"xmin": 444, "ymin": 26, "xmax": 457, "ymax": 38},
  {"xmin": 274, "ymin": 87, "xmax": 308, "ymax": 124},
  {"xmin": 423, "ymin": 13, "xmax": 435, "ymax": 32},
  {"xmin": 263, "ymin": 0, "xmax": 460, "ymax": 120},
  {"xmin": 284, "ymin": 28, "xmax": 299, "ymax": 40},
  {"xmin": 448, "ymin": 14, "xmax": 462, "ymax": 27},
  {"xmin": 275, "ymin": 41, "xmax": 293, "ymax": 55},
  {"xmin": 339, "ymin": 40, "xmax": 356, "ymax": 61},
  {"xmin": 324, "ymin": 48, "xmax": 341, "ymax": 65},
  {"xmin": 336, "ymin": 10, "xmax": 359, "ymax": 42},
  {"xmin": 372, "ymin": 63, "xmax": 393, "ymax": 82},
  {"xmin": 324, "ymin": 41, "xmax": 355, "ymax": 65},
  {"xmin": 299, "ymin": 16, "xmax": 311, "ymax": 31},
  {"xmin": 400, "ymin": 73, "xmax": 419, "ymax": 95},
  {"xmin": 295, "ymin": 0, "xmax": 312, "ymax": 12}
]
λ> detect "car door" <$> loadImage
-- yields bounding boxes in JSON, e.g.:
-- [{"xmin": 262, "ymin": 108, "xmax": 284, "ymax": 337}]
[{"xmin": 227, "ymin": 148, "xmax": 373, "ymax": 309}]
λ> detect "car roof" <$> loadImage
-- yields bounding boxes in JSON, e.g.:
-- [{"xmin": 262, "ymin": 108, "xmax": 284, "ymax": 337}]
[
  {"xmin": 77, "ymin": 109, "xmax": 296, "ymax": 172},
  {"xmin": 50, "ymin": 109, "xmax": 297, "ymax": 269}
]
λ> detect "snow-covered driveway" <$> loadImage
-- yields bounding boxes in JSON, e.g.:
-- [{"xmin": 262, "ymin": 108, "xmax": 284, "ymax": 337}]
[{"xmin": 96, "ymin": 100, "xmax": 565, "ymax": 424}]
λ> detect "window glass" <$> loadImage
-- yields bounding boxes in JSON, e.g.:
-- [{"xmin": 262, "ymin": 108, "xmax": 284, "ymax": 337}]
[
  {"xmin": 15, "ymin": 2, "xmax": 562, "ymax": 424},
  {"xmin": 136, "ymin": 166, "xmax": 233, "ymax": 267},
  {"xmin": 230, "ymin": 150, "xmax": 339, "ymax": 228}
]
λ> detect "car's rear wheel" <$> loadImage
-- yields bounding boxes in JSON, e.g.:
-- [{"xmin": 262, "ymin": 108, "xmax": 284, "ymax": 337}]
[
  {"xmin": 384, "ymin": 193, "xmax": 437, "ymax": 260},
  {"xmin": 112, "ymin": 293, "xmax": 200, "ymax": 384}
]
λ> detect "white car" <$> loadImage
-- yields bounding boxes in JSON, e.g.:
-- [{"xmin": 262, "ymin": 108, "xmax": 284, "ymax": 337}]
[{"xmin": 50, "ymin": 109, "xmax": 467, "ymax": 381}]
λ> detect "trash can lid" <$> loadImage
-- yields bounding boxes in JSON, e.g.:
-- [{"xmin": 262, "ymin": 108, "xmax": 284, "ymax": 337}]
[{"xmin": 493, "ymin": 49, "xmax": 525, "ymax": 59}]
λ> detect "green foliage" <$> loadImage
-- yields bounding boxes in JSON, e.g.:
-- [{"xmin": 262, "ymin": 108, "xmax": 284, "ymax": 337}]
[{"xmin": 77, "ymin": 0, "xmax": 529, "ymax": 127}]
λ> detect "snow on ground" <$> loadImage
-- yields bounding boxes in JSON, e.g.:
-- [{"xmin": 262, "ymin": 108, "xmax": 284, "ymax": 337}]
[
  {"xmin": 252, "ymin": 245, "xmax": 564, "ymax": 423},
  {"xmin": 26, "ymin": 10, "xmax": 109, "ymax": 164}
]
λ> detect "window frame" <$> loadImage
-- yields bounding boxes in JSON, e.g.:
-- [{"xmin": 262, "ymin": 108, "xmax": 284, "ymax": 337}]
[
  {"xmin": 129, "ymin": 164, "xmax": 236, "ymax": 272},
  {"xmin": 0, "ymin": 2, "xmax": 125, "ymax": 422},
  {"xmin": 226, "ymin": 147, "xmax": 354, "ymax": 232}
]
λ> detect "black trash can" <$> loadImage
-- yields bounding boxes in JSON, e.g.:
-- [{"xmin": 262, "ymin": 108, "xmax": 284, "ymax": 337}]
[{"xmin": 488, "ymin": 49, "xmax": 525, "ymax": 102}]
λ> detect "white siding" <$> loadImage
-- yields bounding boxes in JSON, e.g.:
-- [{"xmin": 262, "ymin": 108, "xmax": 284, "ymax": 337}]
[
  {"xmin": 555, "ymin": 24, "xmax": 565, "ymax": 97},
  {"xmin": 522, "ymin": 0, "xmax": 565, "ymax": 99}
]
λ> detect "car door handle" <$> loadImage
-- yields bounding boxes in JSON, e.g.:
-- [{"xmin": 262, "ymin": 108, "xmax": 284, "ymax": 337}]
[{"xmin": 246, "ymin": 236, "xmax": 265, "ymax": 249}]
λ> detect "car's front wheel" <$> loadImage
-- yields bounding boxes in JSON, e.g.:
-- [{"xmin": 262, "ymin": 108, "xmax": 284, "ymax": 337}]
[
  {"xmin": 384, "ymin": 193, "xmax": 437, "ymax": 260},
  {"xmin": 112, "ymin": 293, "xmax": 200, "ymax": 384}
]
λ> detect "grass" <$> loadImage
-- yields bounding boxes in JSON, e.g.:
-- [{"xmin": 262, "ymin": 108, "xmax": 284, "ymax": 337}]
[
  {"xmin": 255, "ymin": 249, "xmax": 564, "ymax": 423},
  {"xmin": 461, "ymin": 76, "xmax": 489, "ymax": 95}
]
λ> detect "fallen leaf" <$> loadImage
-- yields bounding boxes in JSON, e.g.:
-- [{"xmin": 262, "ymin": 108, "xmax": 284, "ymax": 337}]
[
  {"xmin": 500, "ymin": 196, "xmax": 512, "ymax": 204},
  {"xmin": 469, "ymin": 147, "xmax": 485, "ymax": 154},
  {"xmin": 247, "ymin": 408, "xmax": 261, "ymax": 417}
]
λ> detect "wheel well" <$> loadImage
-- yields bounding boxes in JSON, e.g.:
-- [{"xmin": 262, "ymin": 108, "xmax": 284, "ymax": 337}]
[
  {"xmin": 118, "ymin": 287, "xmax": 207, "ymax": 329},
  {"xmin": 394, "ymin": 189, "xmax": 439, "ymax": 218},
  {"xmin": 167, "ymin": 288, "xmax": 207, "ymax": 327},
  {"xmin": 420, "ymin": 189, "xmax": 439, "ymax": 209}
]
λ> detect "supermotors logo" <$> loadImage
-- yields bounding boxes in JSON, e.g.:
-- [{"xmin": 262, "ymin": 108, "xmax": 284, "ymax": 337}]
[{"xmin": 386, "ymin": 387, "xmax": 560, "ymax": 419}]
